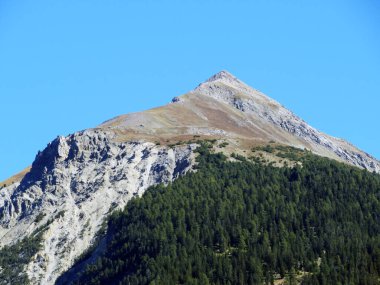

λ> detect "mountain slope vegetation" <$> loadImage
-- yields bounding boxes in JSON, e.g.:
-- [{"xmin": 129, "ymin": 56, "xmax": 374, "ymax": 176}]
[
  {"xmin": 66, "ymin": 144, "xmax": 380, "ymax": 285},
  {"xmin": 0, "ymin": 223, "xmax": 47, "ymax": 284},
  {"xmin": 2, "ymin": 71, "xmax": 380, "ymax": 284}
]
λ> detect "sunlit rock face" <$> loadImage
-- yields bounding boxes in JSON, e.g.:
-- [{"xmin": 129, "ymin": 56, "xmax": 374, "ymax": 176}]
[{"xmin": 0, "ymin": 129, "xmax": 195, "ymax": 284}]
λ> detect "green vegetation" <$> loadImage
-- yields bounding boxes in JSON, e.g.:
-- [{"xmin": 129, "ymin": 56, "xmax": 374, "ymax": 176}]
[
  {"xmin": 69, "ymin": 144, "xmax": 380, "ymax": 285},
  {"xmin": 231, "ymin": 152, "xmax": 247, "ymax": 162},
  {"xmin": 0, "ymin": 211, "xmax": 59, "ymax": 285},
  {"xmin": 274, "ymin": 145, "xmax": 311, "ymax": 162},
  {"xmin": 251, "ymin": 144, "xmax": 313, "ymax": 164},
  {"xmin": 254, "ymin": 144, "xmax": 275, "ymax": 153},
  {"xmin": 0, "ymin": 226, "xmax": 47, "ymax": 284},
  {"xmin": 34, "ymin": 212, "xmax": 46, "ymax": 223},
  {"xmin": 55, "ymin": 210, "xmax": 66, "ymax": 219},
  {"xmin": 218, "ymin": 142, "xmax": 229, "ymax": 148}
]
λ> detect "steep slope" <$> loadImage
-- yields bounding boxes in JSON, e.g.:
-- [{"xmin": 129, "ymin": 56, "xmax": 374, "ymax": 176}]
[
  {"xmin": 65, "ymin": 147, "xmax": 380, "ymax": 285},
  {"xmin": 0, "ymin": 71, "xmax": 379, "ymax": 284},
  {"xmin": 0, "ymin": 167, "xmax": 30, "ymax": 188},
  {"xmin": 0, "ymin": 130, "xmax": 195, "ymax": 284},
  {"xmin": 101, "ymin": 71, "xmax": 380, "ymax": 173}
]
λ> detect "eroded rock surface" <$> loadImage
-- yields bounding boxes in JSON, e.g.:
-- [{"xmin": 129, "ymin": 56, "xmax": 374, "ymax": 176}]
[
  {"xmin": 193, "ymin": 71, "xmax": 380, "ymax": 172},
  {"xmin": 0, "ymin": 129, "xmax": 195, "ymax": 284}
]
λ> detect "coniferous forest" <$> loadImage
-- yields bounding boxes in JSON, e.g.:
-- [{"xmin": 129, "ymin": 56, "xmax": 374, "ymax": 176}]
[{"xmin": 66, "ymin": 144, "xmax": 380, "ymax": 285}]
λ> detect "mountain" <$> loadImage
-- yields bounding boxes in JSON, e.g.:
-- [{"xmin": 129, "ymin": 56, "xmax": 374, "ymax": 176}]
[
  {"xmin": 60, "ymin": 144, "xmax": 380, "ymax": 285},
  {"xmin": 100, "ymin": 71, "xmax": 379, "ymax": 172},
  {"xmin": 0, "ymin": 71, "xmax": 379, "ymax": 284}
]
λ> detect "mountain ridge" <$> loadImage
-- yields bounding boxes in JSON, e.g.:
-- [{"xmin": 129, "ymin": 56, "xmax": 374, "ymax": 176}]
[
  {"xmin": 100, "ymin": 70, "xmax": 380, "ymax": 173},
  {"xmin": 3, "ymin": 70, "xmax": 378, "ymax": 188},
  {"xmin": 0, "ymin": 71, "xmax": 379, "ymax": 284}
]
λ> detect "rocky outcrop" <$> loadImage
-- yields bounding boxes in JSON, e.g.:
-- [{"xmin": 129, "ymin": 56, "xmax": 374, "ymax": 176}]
[
  {"xmin": 0, "ymin": 129, "xmax": 196, "ymax": 284},
  {"xmin": 193, "ymin": 71, "xmax": 380, "ymax": 173},
  {"xmin": 99, "ymin": 71, "xmax": 380, "ymax": 174}
]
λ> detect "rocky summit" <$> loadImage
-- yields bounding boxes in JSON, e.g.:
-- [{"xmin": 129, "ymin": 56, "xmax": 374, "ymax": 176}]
[
  {"xmin": 101, "ymin": 70, "xmax": 379, "ymax": 172},
  {"xmin": 0, "ymin": 71, "xmax": 379, "ymax": 284}
]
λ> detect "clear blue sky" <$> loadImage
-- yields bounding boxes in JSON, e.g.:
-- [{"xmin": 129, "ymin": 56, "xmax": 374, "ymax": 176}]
[{"xmin": 1, "ymin": 0, "xmax": 379, "ymax": 181}]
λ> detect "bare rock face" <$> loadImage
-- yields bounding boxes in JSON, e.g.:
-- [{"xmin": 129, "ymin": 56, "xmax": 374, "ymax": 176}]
[
  {"xmin": 99, "ymin": 71, "xmax": 380, "ymax": 174},
  {"xmin": 0, "ymin": 129, "xmax": 196, "ymax": 284},
  {"xmin": 193, "ymin": 71, "xmax": 380, "ymax": 173}
]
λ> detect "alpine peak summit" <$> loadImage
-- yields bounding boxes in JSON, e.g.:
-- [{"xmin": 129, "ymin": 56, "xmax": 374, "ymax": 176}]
[
  {"xmin": 204, "ymin": 70, "xmax": 239, "ymax": 83},
  {"xmin": 195, "ymin": 70, "xmax": 251, "ymax": 95},
  {"xmin": 101, "ymin": 71, "xmax": 380, "ymax": 173}
]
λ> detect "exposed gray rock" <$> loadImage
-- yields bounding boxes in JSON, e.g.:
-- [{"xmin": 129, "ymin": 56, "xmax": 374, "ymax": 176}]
[
  {"xmin": 193, "ymin": 71, "xmax": 380, "ymax": 173},
  {"xmin": 0, "ymin": 129, "xmax": 196, "ymax": 285}
]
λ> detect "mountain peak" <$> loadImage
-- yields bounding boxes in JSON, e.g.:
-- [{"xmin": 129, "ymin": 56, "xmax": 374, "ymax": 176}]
[{"xmin": 204, "ymin": 70, "xmax": 239, "ymax": 84}]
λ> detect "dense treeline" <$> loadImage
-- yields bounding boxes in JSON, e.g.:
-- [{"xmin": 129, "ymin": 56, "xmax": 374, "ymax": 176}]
[{"xmin": 73, "ymin": 144, "xmax": 380, "ymax": 285}]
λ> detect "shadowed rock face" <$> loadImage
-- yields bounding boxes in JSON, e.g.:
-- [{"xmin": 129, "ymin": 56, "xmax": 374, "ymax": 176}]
[{"xmin": 0, "ymin": 71, "xmax": 379, "ymax": 284}]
